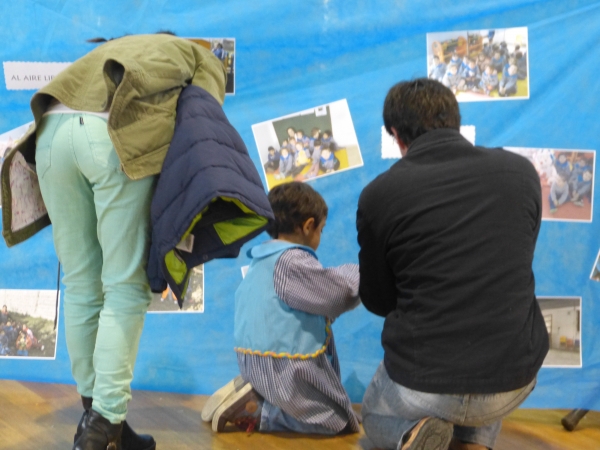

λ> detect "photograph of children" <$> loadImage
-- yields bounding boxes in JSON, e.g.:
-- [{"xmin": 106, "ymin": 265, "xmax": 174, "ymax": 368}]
[
  {"xmin": 426, "ymin": 27, "xmax": 529, "ymax": 102},
  {"xmin": 0, "ymin": 289, "xmax": 58, "ymax": 359},
  {"xmin": 538, "ymin": 297, "xmax": 582, "ymax": 367},
  {"xmin": 590, "ymin": 249, "xmax": 600, "ymax": 282},
  {"xmin": 186, "ymin": 38, "xmax": 235, "ymax": 94},
  {"xmin": 0, "ymin": 122, "xmax": 33, "ymax": 208},
  {"xmin": 505, "ymin": 148, "xmax": 595, "ymax": 222},
  {"xmin": 252, "ymin": 99, "xmax": 363, "ymax": 190},
  {"xmin": 147, "ymin": 265, "xmax": 204, "ymax": 313}
]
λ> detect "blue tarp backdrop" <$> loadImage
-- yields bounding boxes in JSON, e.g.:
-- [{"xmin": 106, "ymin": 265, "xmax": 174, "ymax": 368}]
[{"xmin": 0, "ymin": 0, "xmax": 599, "ymax": 409}]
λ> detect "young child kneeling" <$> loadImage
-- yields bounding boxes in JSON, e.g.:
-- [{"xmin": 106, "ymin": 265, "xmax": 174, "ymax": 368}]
[{"xmin": 203, "ymin": 182, "xmax": 361, "ymax": 435}]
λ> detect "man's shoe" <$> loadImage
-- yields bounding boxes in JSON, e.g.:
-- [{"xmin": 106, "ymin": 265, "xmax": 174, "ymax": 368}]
[
  {"xmin": 401, "ymin": 417, "xmax": 453, "ymax": 450},
  {"xmin": 212, "ymin": 383, "xmax": 263, "ymax": 433},
  {"xmin": 73, "ymin": 409, "xmax": 123, "ymax": 450},
  {"xmin": 201, "ymin": 375, "xmax": 248, "ymax": 422}
]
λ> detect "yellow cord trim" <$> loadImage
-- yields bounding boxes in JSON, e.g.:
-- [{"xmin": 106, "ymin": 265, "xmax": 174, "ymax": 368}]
[{"xmin": 235, "ymin": 321, "xmax": 331, "ymax": 360}]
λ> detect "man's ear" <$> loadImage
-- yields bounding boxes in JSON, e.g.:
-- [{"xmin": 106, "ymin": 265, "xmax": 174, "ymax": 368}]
[
  {"xmin": 302, "ymin": 217, "xmax": 315, "ymax": 236},
  {"xmin": 391, "ymin": 127, "xmax": 409, "ymax": 156}
]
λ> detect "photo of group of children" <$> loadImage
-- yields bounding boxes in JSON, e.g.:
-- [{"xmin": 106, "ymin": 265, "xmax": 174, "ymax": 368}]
[
  {"xmin": 505, "ymin": 148, "xmax": 595, "ymax": 222},
  {"xmin": 186, "ymin": 37, "xmax": 235, "ymax": 94},
  {"xmin": 591, "ymin": 250, "xmax": 600, "ymax": 282},
  {"xmin": 0, "ymin": 289, "xmax": 57, "ymax": 359},
  {"xmin": 539, "ymin": 297, "xmax": 582, "ymax": 367},
  {"xmin": 147, "ymin": 265, "xmax": 204, "ymax": 313},
  {"xmin": 252, "ymin": 99, "xmax": 363, "ymax": 190},
  {"xmin": 427, "ymin": 27, "xmax": 529, "ymax": 102}
]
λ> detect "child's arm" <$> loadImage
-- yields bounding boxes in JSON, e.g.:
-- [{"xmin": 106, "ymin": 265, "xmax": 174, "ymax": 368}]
[{"xmin": 274, "ymin": 248, "xmax": 360, "ymax": 320}]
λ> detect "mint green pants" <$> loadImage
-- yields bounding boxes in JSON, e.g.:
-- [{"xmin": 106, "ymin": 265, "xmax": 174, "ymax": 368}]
[{"xmin": 36, "ymin": 113, "xmax": 156, "ymax": 423}]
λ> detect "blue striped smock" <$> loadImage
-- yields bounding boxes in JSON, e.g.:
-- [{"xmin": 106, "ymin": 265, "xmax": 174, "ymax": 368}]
[{"xmin": 237, "ymin": 248, "xmax": 361, "ymax": 433}]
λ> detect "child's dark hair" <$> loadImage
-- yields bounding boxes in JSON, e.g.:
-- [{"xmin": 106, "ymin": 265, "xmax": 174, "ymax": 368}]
[{"xmin": 267, "ymin": 182, "xmax": 328, "ymax": 238}]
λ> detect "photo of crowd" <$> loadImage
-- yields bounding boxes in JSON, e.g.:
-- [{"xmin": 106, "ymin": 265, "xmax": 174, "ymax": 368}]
[
  {"xmin": 505, "ymin": 148, "xmax": 595, "ymax": 222},
  {"xmin": 426, "ymin": 27, "xmax": 529, "ymax": 102},
  {"xmin": 591, "ymin": 250, "xmax": 600, "ymax": 282},
  {"xmin": 0, "ymin": 289, "xmax": 58, "ymax": 359},
  {"xmin": 186, "ymin": 37, "xmax": 235, "ymax": 94},
  {"xmin": 252, "ymin": 99, "xmax": 363, "ymax": 190},
  {"xmin": 538, "ymin": 297, "xmax": 582, "ymax": 368},
  {"xmin": 147, "ymin": 265, "xmax": 204, "ymax": 313}
]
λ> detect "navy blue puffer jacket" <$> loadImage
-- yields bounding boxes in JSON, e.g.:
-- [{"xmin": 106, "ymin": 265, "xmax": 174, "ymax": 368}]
[{"xmin": 147, "ymin": 85, "xmax": 273, "ymax": 304}]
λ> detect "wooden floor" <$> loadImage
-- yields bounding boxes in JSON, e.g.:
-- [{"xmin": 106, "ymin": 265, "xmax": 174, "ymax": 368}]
[{"xmin": 0, "ymin": 380, "xmax": 598, "ymax": 449}]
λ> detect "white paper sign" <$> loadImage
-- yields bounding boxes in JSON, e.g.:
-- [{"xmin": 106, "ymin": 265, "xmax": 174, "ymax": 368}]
[
  {"xmin": 3, "ymin": 61, "xmax": 71, "ymax": 90},
  {"xmin": 381, "ymin": 125, "xmax": 476, "ymax": 159}
]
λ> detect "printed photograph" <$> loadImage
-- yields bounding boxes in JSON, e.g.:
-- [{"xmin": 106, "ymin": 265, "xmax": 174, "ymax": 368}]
[
  {"xmin": 590, "ymin": 249, "xmax": 600, "ymax": 282},
  {"xmin": 147, "ymin": 265, "xmax": 204, "ymax": 313},
  {"xmin": 505, "ymin": 148, "xmax": 595, "ymax": 222},
  {"xmin": 186, "ymin": 38, "xmax": 235, "ymax": 94},
  {"xmin": 0, "ymin": 289, "xmax": 58, "ymax": 359},
  {"xmin": 539, "ymin": 297, "xmax": 582, "ymax": 368},
  {"xmin": 252, "ymin": 99, "xmax": 363, "ymax": 190},
  {"xmin": 426, "ymin": 27, "xmax": 529, "ymax": 102}
]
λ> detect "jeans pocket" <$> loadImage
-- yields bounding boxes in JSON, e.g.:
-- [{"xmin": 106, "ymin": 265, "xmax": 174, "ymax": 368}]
[
  {"xmin": 82, "ymin": 115, "xmax": 121, "ymax": 171},
  {"xmin": 35, "ymin": 115, "xmax": 61, "ymax": 179}
]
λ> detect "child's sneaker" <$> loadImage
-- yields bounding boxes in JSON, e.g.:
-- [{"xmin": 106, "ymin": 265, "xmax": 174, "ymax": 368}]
[
  {"xmin": 201, "ymin": 375, "xmax": 248, "ymax": 422},
  {"xmin": 550, "ymin": 208, "xmax": 557, "ymax": 213},
  {"xmin": 212, "ymin": 383, "xmax": 263, "ymax": 433},
  {"xmin": 574, "ymin": 200, "xmax": 584, "ymax": 207},
  {"xmin": 400, "ymin": 417, "xmax": 453, "ymax": 450}
]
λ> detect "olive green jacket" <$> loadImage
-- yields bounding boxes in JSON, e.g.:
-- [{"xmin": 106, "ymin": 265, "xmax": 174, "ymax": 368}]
[{"xmin": 1, "ymin": 34, "xmax": 226, "ymax": 246}]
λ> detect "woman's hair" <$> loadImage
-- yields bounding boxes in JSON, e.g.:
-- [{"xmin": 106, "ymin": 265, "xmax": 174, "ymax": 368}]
[{"xmin": 267, "ymin": 182, "xmax": 328, "ymax": 238}]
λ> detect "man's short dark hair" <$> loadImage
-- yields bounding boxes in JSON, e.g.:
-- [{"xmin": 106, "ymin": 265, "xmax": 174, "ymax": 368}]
[
  {"xmin": 267, "ymin": 182, "xmax": 328, "ymax": 238},
  {"xmin": 383, "ymin": 78, "xmax": 461, "ymax": 146}
]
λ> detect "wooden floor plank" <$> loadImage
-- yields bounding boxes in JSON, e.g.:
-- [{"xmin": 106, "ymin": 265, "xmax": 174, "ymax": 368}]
[{"xmin": 0, "ymin": 380, "xmax": 598, "ymax": 449}]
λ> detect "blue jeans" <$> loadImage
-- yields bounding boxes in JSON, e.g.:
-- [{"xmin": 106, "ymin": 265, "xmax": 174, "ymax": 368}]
[
  {"xmin": 36, "ymin": 113, "xmax": 156, "ymax": 423},
  {"xmin": 260, "ymin": 401, "xmax": 338, "ymax": 435},
  {"xmin": 362, "ymin": 362, "xmax": 536, "ymax": 449}
]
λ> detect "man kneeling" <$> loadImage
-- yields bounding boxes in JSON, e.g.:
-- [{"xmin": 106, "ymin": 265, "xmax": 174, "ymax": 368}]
[{"xmin": 357, "ymin": 78, "xmax": 549, "ymax": 450}]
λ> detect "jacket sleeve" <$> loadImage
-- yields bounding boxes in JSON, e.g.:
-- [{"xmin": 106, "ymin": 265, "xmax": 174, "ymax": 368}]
[{"xmin": 356, "ymin": 195, "xmax": 397, "ymax": 317}]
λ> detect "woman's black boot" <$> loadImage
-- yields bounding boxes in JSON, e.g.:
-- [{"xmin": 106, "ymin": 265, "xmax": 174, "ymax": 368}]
[
  {"xmin": 74, "ymin": 397, "xmax": 156, "ymax": 450},
  {"xmin": 121, "ymin": 421, "xmax": 156, "ymax": 450},
  {"xmin": 74, "ymin": 396, "xmax": 94, "ymax": 443},
  {"xmin": 73, "ymin": 409, "xmax": 122, "ymax": 450}
]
